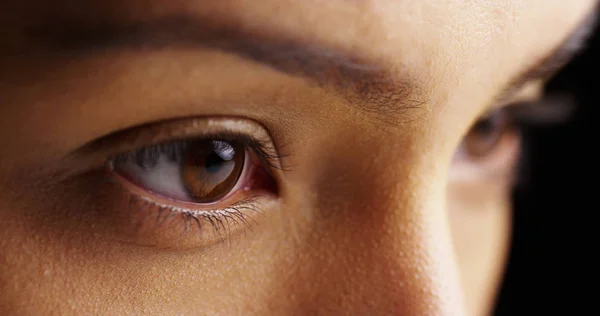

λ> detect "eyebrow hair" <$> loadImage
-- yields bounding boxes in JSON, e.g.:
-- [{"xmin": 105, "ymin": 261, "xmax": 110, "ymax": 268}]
[
  {"xmin": 30, "ymin": 9, "xmax": 597, "ymax": 122},
  {"xmin": 30, "ymin": 16, "xmax": 421, "ymax": 125}
]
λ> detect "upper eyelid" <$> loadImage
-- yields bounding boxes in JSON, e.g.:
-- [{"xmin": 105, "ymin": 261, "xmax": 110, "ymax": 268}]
[
  {"xmin": 114, "ymin": 134, "xmax": 285, "ymax": 171},
  {"xmin": 73, "ymin": 116, "xmax": 271, "ymax": 153},
  {"xmin": 61, "ymin": 116, "xmax": 287, "ymax": 177}
]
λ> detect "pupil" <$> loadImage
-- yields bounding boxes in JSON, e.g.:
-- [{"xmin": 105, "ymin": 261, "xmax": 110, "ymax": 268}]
[
  {"xmin": 204, "ymin": 141, "xmax": 237, "ymax": 173},
  {"xmin": 205, "ymin": 152, "xmax": 226, "ymax": 173},
  {"xmin": 474, "ymin": 118, "xmax": 495, "ymax": 137},
  {"xmin": 181, "ymin": 140, "xmax": 244, "ymax": 202}
]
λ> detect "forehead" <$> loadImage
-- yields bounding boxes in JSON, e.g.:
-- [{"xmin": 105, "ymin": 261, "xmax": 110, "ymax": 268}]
[
  {"xmin": 0, "ymin": 0, "xmax": 595, "ymax": 176},
  {"xmin": 8, "ymin": 1, "xmax": 594, "ymax": 50},
  {"xmin": 3, "ymin": 1, "xmax": 595, "ymax": 115},
  {"xmin": 6, "ymin": 1, "xmax": 594, "ymax": 76}
]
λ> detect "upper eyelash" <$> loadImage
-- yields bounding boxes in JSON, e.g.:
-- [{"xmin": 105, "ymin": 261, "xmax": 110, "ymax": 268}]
[
  {"xmin": 111, "ymin": 132, "xmax": 287, "ymax": 172},
  {"xmin": 60, "ymin": 116, "xmax": 294, "ymax": 184},
  {"xmin": 113, "ymin": 140, "xmax": 188, "ymax": 169},
  {"xmin": 221, "ymin": 132, "xmax": 289, "ymax": 171},
  {"xmin": 105, "ymin": 131, "xmax": 281, "ymax": 245}
]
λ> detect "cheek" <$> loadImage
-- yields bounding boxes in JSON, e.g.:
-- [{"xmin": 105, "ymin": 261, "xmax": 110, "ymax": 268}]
[{"xmin": 447, "ymin": 177, "xmax": 512, "ymax": 316}]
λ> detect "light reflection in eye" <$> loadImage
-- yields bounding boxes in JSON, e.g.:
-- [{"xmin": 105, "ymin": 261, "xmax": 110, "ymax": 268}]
[{"xmin": 111, "ymin": 139, "xmax": 253, "ymax": 204}]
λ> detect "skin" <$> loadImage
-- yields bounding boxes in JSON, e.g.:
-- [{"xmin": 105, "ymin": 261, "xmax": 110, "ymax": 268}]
[{"xmin": 0, "ymin": 0, "xmax": 595, "ymax": 315}]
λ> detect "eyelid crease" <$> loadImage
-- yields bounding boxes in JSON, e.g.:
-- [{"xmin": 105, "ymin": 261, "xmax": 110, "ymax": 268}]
[{"xmin": 62, "ymin": 116, "xmax": 289, "ymax": 178}]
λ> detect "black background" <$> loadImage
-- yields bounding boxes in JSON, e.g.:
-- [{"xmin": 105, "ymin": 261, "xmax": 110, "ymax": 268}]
[{"xmin": 495, "ymin": 18, "xmax": 599, "ymax": 315}]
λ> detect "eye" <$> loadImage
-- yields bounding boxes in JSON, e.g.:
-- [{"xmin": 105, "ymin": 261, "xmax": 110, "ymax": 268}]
[
  {"xmin": 459, "ymin": 109, "xmax": 514, "ymax": 159},
  {"xmin": 76, "ymin": 118, "xmax": 285, "ymax": 248},
  {"xmin": 110, "ymin": 137, "xmax": 275, "ymax": 206},
  {"xmin": 452, "ymin": 106, "xmax": 521, "ymax": 176},
  {"xmin": 181, "ymin": 140, "xmax": 244, "ymax": 202}
]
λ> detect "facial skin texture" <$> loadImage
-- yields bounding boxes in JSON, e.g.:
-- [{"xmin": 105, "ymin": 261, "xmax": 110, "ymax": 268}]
[{"xmin": 0, "ymin": 0, "xmax": 596, "ymax": 315}]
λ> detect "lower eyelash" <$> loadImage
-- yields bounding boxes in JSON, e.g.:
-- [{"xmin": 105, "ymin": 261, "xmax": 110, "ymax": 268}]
[{"xmin": 125, "ymin": 192, "xmax": 265, "ymax": 238}]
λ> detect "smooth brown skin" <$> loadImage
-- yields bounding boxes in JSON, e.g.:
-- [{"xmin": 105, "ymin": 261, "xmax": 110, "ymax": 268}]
[{"xmin": 0, "ymin": 1, "xmax": 595, "ymax": 315}]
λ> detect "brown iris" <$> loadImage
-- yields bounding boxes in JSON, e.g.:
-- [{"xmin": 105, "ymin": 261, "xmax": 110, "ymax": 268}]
[
  {"xmin": 463, "ymin": 109, "xmax": 514, "ymax": 158},
  {"xmin": 182, "ymin": 140, "xmax": 245, "ymax": 202}
]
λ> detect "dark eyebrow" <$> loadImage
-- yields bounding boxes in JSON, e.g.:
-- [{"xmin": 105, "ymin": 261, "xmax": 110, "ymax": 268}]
[
  {"xmin": 29, "ymin": 8, "xmax": 597, "ymax": 121},
  {"xmin": 29, "ymin": 16, "xmax": 423, "ymax": 124},
  {"xmin": 495, "ymin": 8, "xmax": 598, "ymax": 104}
]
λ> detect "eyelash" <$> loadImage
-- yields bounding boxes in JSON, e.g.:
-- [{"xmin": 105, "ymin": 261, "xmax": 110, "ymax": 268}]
[
  {"xmin": 96, "ymin": 98, "xmax": 564, "ymax": 247},
  {"xmin": 124, "ymin": 193, "xmax": 263, "ymax": 237},
  {"xmin": 106, "ymin": 130, "xmax": 282, "ymax": 245},
  {"xmin": 111, "ymin": 133, "xmax": 283, "ymax": 172}
]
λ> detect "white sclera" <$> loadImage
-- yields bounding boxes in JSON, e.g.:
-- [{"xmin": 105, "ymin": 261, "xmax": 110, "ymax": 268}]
[
  {"xmin": 115, "ymin": 141, "xmax": 248, "ymax": 203},
  {"xmin": 118, "ymin": 155, "xmax": 191, "ymax": 201}
]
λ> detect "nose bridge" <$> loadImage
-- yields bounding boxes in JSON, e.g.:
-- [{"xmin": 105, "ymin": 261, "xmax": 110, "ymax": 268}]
[
  {"xmin": 389, "ymin": 201, "xmax": 467, "ymax": 315},
  {"xmin": 357, "ymin": 191, "xmax": 465, "ymax": 315},
  {"xmin": 300, "ymin": 160, "xmax": 467, "ymax": 315}
]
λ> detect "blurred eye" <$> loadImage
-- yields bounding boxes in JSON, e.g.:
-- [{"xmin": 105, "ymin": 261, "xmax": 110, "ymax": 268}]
[
  {"xmin": 460, "ymin": 109, "xmax": 514, "ymax": 159},
  {"xmin": 452, "ymin": 106, "xmax": 521, "ymax": 177},
  {"xmin": 111, "ymin": 138, "xmax": 273, "ymax": 205}
]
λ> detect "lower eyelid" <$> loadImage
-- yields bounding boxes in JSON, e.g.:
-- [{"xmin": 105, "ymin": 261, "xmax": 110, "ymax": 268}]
[
  {"xmin": 107, "ymin": 179, "xmax": 272, "ymax": 249},
  {"xmin": 106, "ymin": 168, "xmax": 272, "ymax": 248},
  {"xmin": 125, "ymin": 192, "xmax": 266, "ymax": 247},
  {"xmin": 39, "ymin": 167, "xmax": 275, "ymax": 250}
]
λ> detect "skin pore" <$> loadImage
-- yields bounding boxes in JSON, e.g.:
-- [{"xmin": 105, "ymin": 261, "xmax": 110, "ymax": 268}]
[{"xmin": 0, "ymin": 1, "xmax": 596, "ymax": 315}]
